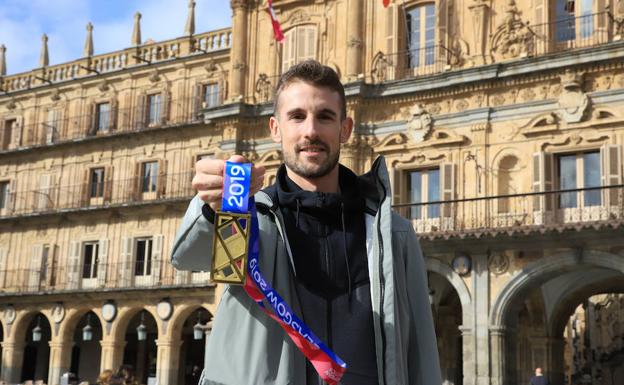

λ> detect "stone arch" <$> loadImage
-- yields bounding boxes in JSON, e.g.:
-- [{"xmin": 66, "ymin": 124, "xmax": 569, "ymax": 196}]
[
  {"xmin": 167, "ymin": 303, "xmax": 214, "ymax": 342},
  {"xmin": 490, "ymin": 249, "xmax": 624, "ymax": 327},
  {"xmin": 109, "ymin": 306, "xmax": 160, "ymax": 342},
  {"xmin": 57, "ymin": 306, "xmax": 105, "ymax": 342},
  {"xmin": 425, "ymin": 257, "xmax": 472, "ymax": 312},
  {"xmin": 10, "ymin": 309, "xmax": 53, "ymax": 343}
]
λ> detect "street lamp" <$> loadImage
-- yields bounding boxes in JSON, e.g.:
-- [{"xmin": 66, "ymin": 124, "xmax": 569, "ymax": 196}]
[
  {"xmin": 192, "ymin": 314, "xmax": 213, "ymax": 370},
  {"xmin": 136, "ymin": 311, "xmax": 147, "ymax": 341},
  {"xmin": 32, "ymin": 316, "xmax": 42, "ymax": 342},
  {"xmin": 82, "ymin": 314, "xmax": 93, "ymax": 341}
]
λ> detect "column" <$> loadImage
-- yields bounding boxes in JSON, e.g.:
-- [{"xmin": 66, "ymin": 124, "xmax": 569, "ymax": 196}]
[
  {"xmin": 468, "ymin": 1, "xmax": 489, "ymax": 66},
  {"xmin": 459, "ymin": 325, "xmax": 476, "ymax": 385},
  {"xmin": 489, "ymin": 325, "xmax": 506, "ymax": 385},
  {"xmin": 100, "ymin": 339, "xmax": 126, "ymax": 373},
  {"xmin": 346, "ymin": 0, "xmax": 364, "ymax": 82},
  {"xmin": 548, "ymin": 337, "xmax": 566, "ymax": 385},
  {"xmin": 48, "ymin": 338, "xmax": 73, "ymax": 385},
  {"xmin": 155, "ymin": 338, "xmax": 183, "ymax": 385},
  {"xmin": 228, "ymin": 0, "xmax": 248, "ymax": 101},
  {"xmin": 203, "ymin": 326, "xmax": 212, "ymax": 370},
  {"xmin": 1, "ymin": 340, "xmax": 25, "ymax": 384},
  {"xmin": 473, "ymin": 254, "xmax": 491, "ymax": 385}
]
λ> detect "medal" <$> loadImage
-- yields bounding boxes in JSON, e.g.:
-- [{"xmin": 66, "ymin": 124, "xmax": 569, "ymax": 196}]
[{"xmin": 211, "ymin": 161, "xmax": 252, "ymax": 285}]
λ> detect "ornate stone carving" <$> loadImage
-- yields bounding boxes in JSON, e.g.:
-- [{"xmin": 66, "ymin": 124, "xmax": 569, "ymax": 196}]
[
  {"xmin": 347, "ymin": 37, "xmax": 363, "ymax": 48},
  {"xmin": 449, "ymin": 38, "xmax": 469, "ymax": 67},
  {"xmin": 50, "ymin": 88, "xmax": 61, "ymax": 102},
  {"xmin": 98, "ymin": 80, "xmax": 110, "ymax": 92},
  {"xmin": 557, "ymin": 70, "xmax": 589, "ymax": 123},
  {"xmin": 490, "ymin": 0, "xmax": 534, "ymax": 60},
  {"xmin": 230, "ymin": 0, "xmax": 247, "ymax": 10},
  {"xmin": 406, "ymin": 104, "xmax": 433, "ymax": 143},
  {"xmin": 6, "ymin": 97, "xmax": 17, "ymax": 110},
  {"xmin": 204, "ymin": 58, "xmax": 218, "ymax": 74},
  {"xmin": 371, "ymin": 52, "xmax": 391, "ymax": 83},
  {"xmin": 149, "ymin": 69, "xmax": 161, "ymax": 83},
  {"xmin": 455, "ymin": 99, "xmax": 469, "ymax": 112},
  {"xmin": 489, "ymin": 254, "xmax": 510, "ymax": 275},
  {"xmin": 232, "ymin": 61, "xmax": 246, "ymax": 72},
  {"xmin": 255, "ymin": 73, "xmax": 272, "ymax": 103}
]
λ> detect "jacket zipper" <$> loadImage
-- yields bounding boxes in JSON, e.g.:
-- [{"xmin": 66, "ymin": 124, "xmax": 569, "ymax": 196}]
[{"xmin": 376, "ymin": 174, "xmax": 388, "ymax": 385}]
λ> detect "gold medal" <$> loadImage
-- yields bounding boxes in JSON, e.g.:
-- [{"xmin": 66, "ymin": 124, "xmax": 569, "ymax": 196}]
[{"xmin": 211, "ymin": 211, "xmax": 251, "ymax": 284}]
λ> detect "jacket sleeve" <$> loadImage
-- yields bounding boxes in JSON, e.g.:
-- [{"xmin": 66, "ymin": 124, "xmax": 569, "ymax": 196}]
[
  {"xmin": 170, "ymin": 195, "xmax": 215, "ymax": 271},
  {"xmin": 404, "ymin": 228, "xmax": 443, "ymax": 385}
]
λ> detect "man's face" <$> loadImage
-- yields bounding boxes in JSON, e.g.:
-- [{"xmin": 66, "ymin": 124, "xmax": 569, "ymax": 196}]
[{"xmin": 269, "ymin": 81, "xmax": 352, "ymax": 179}]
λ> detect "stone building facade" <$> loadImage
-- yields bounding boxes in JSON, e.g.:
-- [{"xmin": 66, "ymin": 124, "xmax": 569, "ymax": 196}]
[{"xmin": 1, "ymin": 1, "xmax": 624, "ymax": 385}]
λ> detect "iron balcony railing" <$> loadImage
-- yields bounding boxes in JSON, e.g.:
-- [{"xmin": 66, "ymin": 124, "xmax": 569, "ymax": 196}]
[
  {"xmin": 0, "ymin": 170, "xmax": 196, "ymax": 218},
  {"xmin": 0, "ymin": 96, "xmax": 213, "ymax": 154},
  {"xmin": 393, "ymin": 185, "xmax": 624, "ymax": 238},
  {"xmin": 0, "ymin": 259, "xmax": 213, "ymax": 295}
]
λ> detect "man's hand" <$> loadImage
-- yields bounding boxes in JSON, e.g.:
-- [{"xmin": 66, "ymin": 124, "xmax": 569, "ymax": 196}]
[{"xmin": 192, "ymin": 155, "xmax": 266, "ymax": 212}]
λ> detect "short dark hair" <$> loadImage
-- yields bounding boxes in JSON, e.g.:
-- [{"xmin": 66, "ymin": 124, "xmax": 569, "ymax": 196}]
[{"xmin": 274, "ymin": 59, "xmax": 347, "ymax": 119}]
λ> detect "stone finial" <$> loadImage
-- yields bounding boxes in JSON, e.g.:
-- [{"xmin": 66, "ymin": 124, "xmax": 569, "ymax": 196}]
[
  {"xmin": 39, "ymin": 34, "xmax": 49, "ymax": 67},
  {"xmin": 84, "ymin": 22, "xmax": 94, "ymax": 57},
  {"xmin": 0, "ymin": 45, "xmax": 6, "ymax": 76},
  {"xmin": 185, "ymin": 0, "xmax": 196, "ymax": 36},
  {"xmin": 132, "ymin": 12, "xmax": 142, "ymax": 46}
]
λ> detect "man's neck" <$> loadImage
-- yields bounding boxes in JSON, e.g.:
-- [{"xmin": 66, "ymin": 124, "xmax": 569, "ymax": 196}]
[{"xmin": 285, "ymin": 165, "xmax": 340, "ymax": 193}]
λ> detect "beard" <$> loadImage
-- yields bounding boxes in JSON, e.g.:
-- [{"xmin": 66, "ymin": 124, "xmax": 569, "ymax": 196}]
[{"xmin": 282, "ymin": 138, "xmax": 340, "ymax": 179}]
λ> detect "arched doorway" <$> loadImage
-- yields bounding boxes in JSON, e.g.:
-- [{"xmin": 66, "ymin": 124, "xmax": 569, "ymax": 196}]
[
  {"xmin": 490, "ymin": 250, "xmax": 624, "ymax": 385},
  {"xmin": 177, "ymin": 308, "xmax": 211, "ymax": 385},
  {"xmin": 70, "ymin": 311, "xmax": 103, "ymax": 383},
  {"xmin": 123, "ymin": 310, "xmax": 157, "ymax": 385},
  {"xmin": 21, "ymin": 313, "xmax": 51, "ymax": 383},
  {"xmin": 429, "ymin": 271, "xmax": 463, "ymax": 385}
]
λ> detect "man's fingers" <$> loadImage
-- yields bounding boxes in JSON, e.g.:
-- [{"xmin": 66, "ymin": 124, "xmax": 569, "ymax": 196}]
[{"xmin": 192, "ymin": 174, "xmax": 223, "ymax": 191}]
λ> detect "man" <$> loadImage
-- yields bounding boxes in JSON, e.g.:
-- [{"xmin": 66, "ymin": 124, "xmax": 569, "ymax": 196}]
[
  {"xmin": 171, "ymin": 60, "xmax": 441, "ymax": 385},
  {"xmin": 529, "ymin": 368, "xmax": 550, "ymax": 385}
]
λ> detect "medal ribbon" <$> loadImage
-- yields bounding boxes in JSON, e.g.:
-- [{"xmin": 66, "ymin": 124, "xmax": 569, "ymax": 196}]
[{"xmin": 221, "ymin": 161, "xmax": 347, "ymax": 385}]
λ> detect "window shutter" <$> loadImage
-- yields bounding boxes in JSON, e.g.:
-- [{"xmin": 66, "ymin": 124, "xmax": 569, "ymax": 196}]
[
  {"xmin": 7, "ymin": 179, "xmax": 16, "ymax": 212},
  {"xmin": 391, "ymin": 166, "xmax": 403, "ymax": 206},
  {"xmin": 39, "ymin": 174, "xmax": 51, "ymax": 210},
  {"xmin": 175, "ymin": 270, "xmax": 190, "ymax": 285},
  {"xmin": 29, "ymin": 244, "xmax": 43, "ymax": 291},
  {"xmin": 97, "ymin": 239, "xmax": 109, "ymax": 287},
  {"xmin": 157, "ymin": 159, "xmax": 168, "ymax": 198},
  {"xmin": 134, "ymin": 93, "xmax": 147, "ymax": 130},
  {"xmin": 81, "ymin": 168, "xmax": 91, "ymax": 206},
  {"xmin": 57, "ymin": 109, "xmax": 65, "ymax": 138},
  {"xmin": 104, "ymin": 166, "xmax": 114, "ymax": 203},
  {"xmin": 0, "ymin": 119, "xmax": 5, "ymax": 148},
  {"xmin": 601, "ymin": 143, "xmax": 622, "ymax": 206},
  {"xmin": 0, "ymin": 247, "xmax": 8, "ymax": 288},
  {"xmin": 110, "ymin": 98, "xmax": 119, "ymax": 131},
  {"xmin": 13, "ymin": 118, "xmax": 23, "ymax": 147},
  {"xmin": 386, "ymin": 4, "xmax": 395, "ymax": 55},
  {"xmin": 282, "ymin": 29, "xmax": 296, "ymax": 73},
  {"xmin": 87, "ymin": 103, "xmax": 96, "ymax": 136},
  {"xmin": 437, "ymin": 0, "xmax": 448, "ymax": 48},
  {"xmin": 440, "ymin": 163, "xmax": 456, "ymax": 217},
  {"xmin": 191, "ymin": 83, "xmax": 203, "ymax": 121},
  {"xmin": 68, "ymin": 241, "xmax": 81, "ymax": 290},
  {"xmin": 533, "ymin": 152, "xmax": 554, "ymax": 211},
  {"xmin": 120, "ymin": 237, "xmax": 133, "ymax": 287},
  {"xmin": 160, "ymin": 90, "xmax": 170, "ymax": 125},
  {"xmin": 152, "ymin": 234, "xmax": 164, "ymax": 286},
  {"xmin": 133, "ymin": 162, "xmax": 142, "ymax": 201},
  {"xmin": 533, "ymin": 0, "xmax": 546, "ymax": 54}
]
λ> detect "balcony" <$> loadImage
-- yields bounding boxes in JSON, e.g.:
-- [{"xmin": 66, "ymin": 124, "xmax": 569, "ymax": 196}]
[
  {"xmin": 0, "ymin": 170, "xmax": 196, "ymax": 219},
  {"xmin": 0, "ymin": 259, "xmax": 213, "ymax": 296},
  {"xmin": 0, "ymin": 96, "xmax": 210, "ymax": 154},
  {"xmin": 0, "ymin": 28, "xmax": 231, "ymax": 93},
  {"xmin": 393, "ymin": 185, "xmax": 624, "ymax": 240}
]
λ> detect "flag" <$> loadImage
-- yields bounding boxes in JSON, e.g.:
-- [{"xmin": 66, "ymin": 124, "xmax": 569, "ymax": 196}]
[
  {"xmin": 383, "ymin": 0, "xmax": 391, "ymax": 7},
  {"xmin": 267, "ymin": 0, "xmax": 285, "ymax": 43}
]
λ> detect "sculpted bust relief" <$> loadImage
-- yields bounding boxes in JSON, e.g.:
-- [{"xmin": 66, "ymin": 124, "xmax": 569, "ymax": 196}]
[{"xmin": 407, "ymin": 104, "xmax": 433, "ymax": 143}]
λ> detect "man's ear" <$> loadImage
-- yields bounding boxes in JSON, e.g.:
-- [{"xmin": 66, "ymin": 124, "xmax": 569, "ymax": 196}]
[
  {"xmin": 340, "ymin": 117, "xmax": 354, "ymax": 144},
  {"xmin": 269, "ymin": 116, "xmax": 281, "ymax": 143}
]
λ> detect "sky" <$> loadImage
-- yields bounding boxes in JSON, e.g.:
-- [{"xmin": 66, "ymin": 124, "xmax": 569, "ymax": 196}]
[{"xmin": 0, "ymin": 0, "xmax": 232, "ymax": 76}]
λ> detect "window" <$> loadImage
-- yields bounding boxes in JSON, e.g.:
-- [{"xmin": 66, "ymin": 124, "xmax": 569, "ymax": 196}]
[
  {"xmin": 554, "ymin": 0, "xmax": 593, "ymax": 42},
  {"xmin": 141, "ymin": 161, "xmax": 158, "ymax": 193},
  {"xmin": 557, "ymin": 151, "xmax": 601, "ymax": 208},
  {"xmin": 203, "ymin": 83, "xmax": 220, "ymax": 108},
  {"xmin": 282, "ymin": 26, "xmax": 317, "ymax": 73},
  {"xmin": 2, "ymin": 119, "xmax": 16, "ymax": 149},
  {"xmin": 96, "ymin": 103, "xmax": 111, "ymax": 132},
  {"xmin": 41, "ymin": 244, "xmax": 50, "ymax": 282},
  {"xmin": 46, "ymin": 109, "xmax": 60, "ymax": 144},
  {"xmin": 0, "ymin": 181, "xmax": 8, "ymax": 209},
  {"xmin": 147, "ymin": 94, "xmax": 162, "ymax": 126},
  {"xmin": 90, "ymin": 168, "xmax": 105, "ymax": 198},
  {"xmin": 82, "ymin": 241, "xmax": 99, "ymax": 279},
  {"xmin": 408, "ymin": 168, "xmax": 440, "ymax": 219},
  {"xmin": 135, "ymin": 238, "xmax": 153, "ymax": 276},
  {"xmin": 406, "ymin": 4, "xmax": 436, "ymax": 68}
]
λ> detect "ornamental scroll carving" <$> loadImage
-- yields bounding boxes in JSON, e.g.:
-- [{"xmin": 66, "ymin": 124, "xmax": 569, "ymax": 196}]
[
  {"xmin": 557, "ymin": 70, "xmax": 589, "ymax": 123},
  {"xmin": 255, "ymin": 73, "xmax": 272, "ymax": 103},
  {"xmin": 490, "ymin": 0, "xmax": 534, "ymax": 60}
]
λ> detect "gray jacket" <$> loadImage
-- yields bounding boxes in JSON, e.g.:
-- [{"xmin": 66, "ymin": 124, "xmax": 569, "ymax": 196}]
[{"xmin": 171, "ymin": 158, "xmax": 442, "ymax": 385}]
